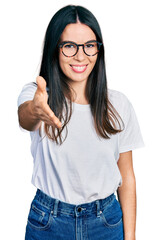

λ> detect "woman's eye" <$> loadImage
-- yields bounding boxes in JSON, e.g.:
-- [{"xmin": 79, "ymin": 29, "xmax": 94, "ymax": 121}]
[
  {"xmin": 64, "ymin": 44, "xmax": 75, "ymax": 48},
  {"xmin": 85, "ymin": 44, "xmax": 95, "ymax": 48}
]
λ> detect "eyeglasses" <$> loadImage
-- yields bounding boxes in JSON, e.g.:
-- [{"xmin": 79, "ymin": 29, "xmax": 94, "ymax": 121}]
[{"xmin": 59, "ymin": 40, "xmax": 103, "ymax": 57}]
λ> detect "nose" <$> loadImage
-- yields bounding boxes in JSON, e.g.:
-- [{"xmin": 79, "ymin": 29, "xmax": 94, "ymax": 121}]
[{"xmin": 74, "ymin": 46, "xmax": 85, "ymax": 61}]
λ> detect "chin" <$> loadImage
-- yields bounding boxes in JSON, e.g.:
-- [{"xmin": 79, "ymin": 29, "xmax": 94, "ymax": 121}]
[{"xmin": 68, "ymin": 74, "xmax": 89, "ymax": 82}]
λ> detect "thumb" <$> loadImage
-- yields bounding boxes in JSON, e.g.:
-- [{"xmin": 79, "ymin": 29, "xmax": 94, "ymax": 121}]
[{"xmin": 36, "ymin": 76, "xmax": 47, "ymax": 93}]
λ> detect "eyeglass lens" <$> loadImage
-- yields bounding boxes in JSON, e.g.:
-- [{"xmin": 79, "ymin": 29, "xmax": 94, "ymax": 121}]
[{"xmin": 62, "ymin": 42, "xmax": 99, "ymax": 57}]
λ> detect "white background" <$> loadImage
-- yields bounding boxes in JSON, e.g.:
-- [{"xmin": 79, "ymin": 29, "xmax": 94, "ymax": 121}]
[{"xmin": 0, "ymin": 0, "xmax": 162, "ymax": 239}]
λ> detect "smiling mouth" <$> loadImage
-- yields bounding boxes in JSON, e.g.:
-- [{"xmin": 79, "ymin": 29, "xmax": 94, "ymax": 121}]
[{"xmin": 70, "ymin": 64, "xmax": 88, "ymax": 73}]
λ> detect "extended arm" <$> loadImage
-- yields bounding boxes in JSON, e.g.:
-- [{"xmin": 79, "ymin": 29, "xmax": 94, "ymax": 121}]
[{"xmin": 18, "ymin": 76, "xmax": 62, "ymax": 131}]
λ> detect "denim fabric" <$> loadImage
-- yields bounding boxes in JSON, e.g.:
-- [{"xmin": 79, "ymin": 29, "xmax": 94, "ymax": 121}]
[{"xmin": 25, "ymin": 189, "xmax": 124, "ymax": 240}]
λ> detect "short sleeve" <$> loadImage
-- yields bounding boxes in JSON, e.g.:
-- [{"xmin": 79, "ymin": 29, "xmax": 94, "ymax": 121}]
[
  {"xmin": 17, "ymin": 82, "xmax": 37, "ymax": 107},
  {"xmin": 118, "ymin": 98, "xmax": 145, "ymax": 153},
  {"xmin": 17, "ymin": 82, "xmax": 38, "ymax": 132}
]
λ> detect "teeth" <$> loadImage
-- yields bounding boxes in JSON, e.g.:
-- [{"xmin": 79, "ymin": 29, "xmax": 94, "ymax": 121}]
[{"xmin": 71, "ymin": 65, "xmax": 86, "ymax": 71}]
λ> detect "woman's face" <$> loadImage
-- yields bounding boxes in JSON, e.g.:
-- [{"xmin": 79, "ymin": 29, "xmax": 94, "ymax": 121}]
[{"xmin": 59, "ymin": 22, "xmax": 98, "ymax": 84}]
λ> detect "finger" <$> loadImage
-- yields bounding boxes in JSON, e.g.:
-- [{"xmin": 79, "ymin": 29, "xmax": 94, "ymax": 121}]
[
  {"xmin": 39, "ymin": 114, "xmax": 60, "ymax": 128},
  {"xmin": 48, "ymin": 111, "xmax": 62, "ymax": 128},
  {"xmin": 44, "ymin": 119, "xmax": 62, "ymax": 129},
  {"xmin": 43, "ymin": 104, "xmax": 62, "ymax": 128},
  {"xmin": 36, "ymin": 76, "xmax": 47, "ymax": 93},
  {"xmin": 38, "ymin": 108, "xmax": 62, "ymax": 128}
]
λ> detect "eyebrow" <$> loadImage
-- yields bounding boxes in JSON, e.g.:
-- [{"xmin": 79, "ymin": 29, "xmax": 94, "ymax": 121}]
[{"xmin": 60, "ymin": 39, "xmax": 97, "ymax": 44}]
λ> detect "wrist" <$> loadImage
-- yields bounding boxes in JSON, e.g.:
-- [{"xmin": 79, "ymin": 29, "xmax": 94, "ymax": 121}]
[
  {"xmin": 29, "ymin": 101, "xmax": 41, "ymax": 131},
  {"xmin": 30, "ymin": 100, "xmax": 39, "ymax": 121}
]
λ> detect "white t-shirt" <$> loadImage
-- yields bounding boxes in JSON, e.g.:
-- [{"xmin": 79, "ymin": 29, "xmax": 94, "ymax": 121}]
[{"xmin": 17, "ymin": 82, "xmax": 144, "ymax": 205}]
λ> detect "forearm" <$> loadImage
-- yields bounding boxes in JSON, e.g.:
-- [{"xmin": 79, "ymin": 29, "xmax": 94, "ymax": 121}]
[
  {"xmin": 18, "ymin": 101, "xmax": 41, "ymax": 131},
  {"xmin": 117, "ymin": 175, "xmax": 136, "ymax": 240}
]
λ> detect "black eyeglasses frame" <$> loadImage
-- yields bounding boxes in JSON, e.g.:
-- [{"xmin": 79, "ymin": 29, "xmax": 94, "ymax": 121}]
[{"xmin": 58, "ymin": 40, "xmax": 103, "ymax": 57}]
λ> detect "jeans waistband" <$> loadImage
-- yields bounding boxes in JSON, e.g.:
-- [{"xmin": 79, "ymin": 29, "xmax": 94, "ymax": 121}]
[{"xmin": 34, "ymin": 189, "xmax": 116, "ymax": 218}]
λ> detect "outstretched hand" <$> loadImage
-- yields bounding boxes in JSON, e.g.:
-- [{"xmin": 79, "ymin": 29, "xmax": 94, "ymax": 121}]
[{"xmin": 32, "ymin": 76, "xmax": 62, "ymax": 129}]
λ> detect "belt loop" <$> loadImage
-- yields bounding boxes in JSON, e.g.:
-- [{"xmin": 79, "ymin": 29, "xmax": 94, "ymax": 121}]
[
  {"xmin": 53, "ymin": 199, "xmax": 59, "ymax": 218},
  {"xmin": 96, "ymin": 200, "xmax": 100, "ymax": 218}
]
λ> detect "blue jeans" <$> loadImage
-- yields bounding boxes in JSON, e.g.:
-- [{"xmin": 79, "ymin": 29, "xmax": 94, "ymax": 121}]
[{"xmin": 25, "ymin": 189, "xmax": 124, "ymax": 240}]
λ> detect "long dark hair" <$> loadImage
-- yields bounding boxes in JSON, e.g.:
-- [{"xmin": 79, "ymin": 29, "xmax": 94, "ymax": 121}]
[{"xmin": 39, "ymin": 5, "xmax": 124, "ymax": 144}]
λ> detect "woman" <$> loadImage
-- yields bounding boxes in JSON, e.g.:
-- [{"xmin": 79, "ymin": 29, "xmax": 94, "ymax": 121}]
[{"xmin": 17, "ymin": 5, "xmax": 144, "ymax": 240}]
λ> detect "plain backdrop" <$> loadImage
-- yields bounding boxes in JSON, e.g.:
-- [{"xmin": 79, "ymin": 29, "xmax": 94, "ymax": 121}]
[{"xmin": 0, "ymin": 0, "xmax": 162, "ymax": 239}]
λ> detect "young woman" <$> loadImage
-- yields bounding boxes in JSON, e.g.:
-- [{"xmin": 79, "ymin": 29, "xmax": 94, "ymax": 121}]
[{"xmin": 17, "ymin": 5, "xmax": 144, "ymax": 240}]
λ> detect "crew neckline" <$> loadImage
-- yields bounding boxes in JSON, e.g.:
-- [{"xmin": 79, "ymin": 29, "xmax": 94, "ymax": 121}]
[
  {"xmin": 65, "ymin": 97, "xmax": 90, "ymax": 111},
  {"xmin": 72, "ymin": 101, "xmax": 90, "ymax": 111}
]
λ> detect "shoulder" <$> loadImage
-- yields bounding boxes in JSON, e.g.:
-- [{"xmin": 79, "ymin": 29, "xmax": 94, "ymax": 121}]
[
  {"xmin": 17, "ymin": 82, "xmax": 38, "ymax": 107},
  {"xmin": 18, "ymin": 82, "xmax": 38, "ymax": 96},
  {"xmin": 108, "ymin": 89, "xmax": 129, "ymax": 103},
  {"xmin": 20, "ymin": 81, "xmax": 49, "ymax": 93},
  {"xmin": 108, "ymin": 89, "xmax": 131, "ymax": 115},
  {"xmin": 21, "ymin": 82, "xmax": 37, "ymax": 91}
]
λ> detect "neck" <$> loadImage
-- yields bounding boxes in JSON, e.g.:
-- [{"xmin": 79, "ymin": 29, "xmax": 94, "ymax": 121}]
[{"xmin": 67, "ymin": 79, "xmax": 89, "ymax": 104}]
